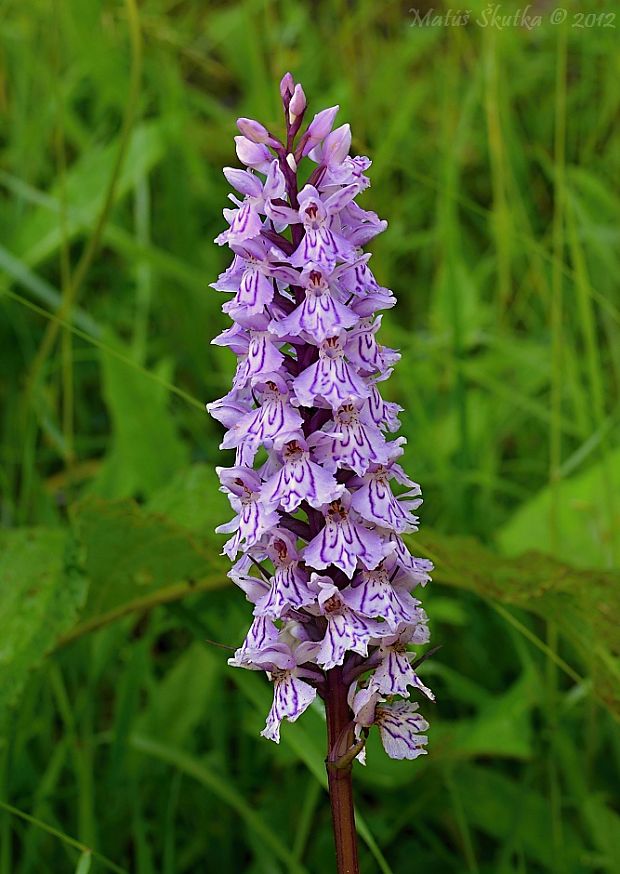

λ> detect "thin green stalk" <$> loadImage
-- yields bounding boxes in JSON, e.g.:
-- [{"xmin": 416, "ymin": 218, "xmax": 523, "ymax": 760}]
[
  {"xmin": 132, "ymin": 174, "xmax": 152, "ymax": 365},
  {"xmin": 444, "ymin": 766, "xmax": 480, "ymax": 874},
  {"xmin": 293, "ymin": 777, "xmax": 322, "ymax": 863},
  {"xmin": 24, "ymin": 0, "xmax": 143, "ymax": 392},
  {"xmin": 0, "ymin": 801, "xmax": 128, "ymax": 874},
  {"xmin": 3, "ymin": 288, "xmax": 206, "ymax": 412},
  {"xmin": 483, "ymin": 30, "xmax": 511, "ymax": 316},
  {"xmin": 566, "ymin": 200, "xmax": 617, "ymax": 566},
  {"xmin": 548, "ymin": 25, "xmax": 568, "ymax": 872},
  {"xmin": 53, "ymin": 0, "xmax": 75, "ymax": 470},
  {"xmin": 0, "ymin": 744, "xmax": 11, "ymax": 874},
  {"xmin": 18, "ymin": 0, "xmax": 143, "ymax": 517}
]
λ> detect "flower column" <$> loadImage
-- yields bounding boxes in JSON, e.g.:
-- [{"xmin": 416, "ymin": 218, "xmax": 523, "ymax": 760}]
[{"xmin": 209, "ymin": 73, "xmax": 434, "ymax": 874}]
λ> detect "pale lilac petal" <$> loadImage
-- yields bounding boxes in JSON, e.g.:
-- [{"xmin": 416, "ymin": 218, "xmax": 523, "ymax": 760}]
[
  {"xmin": 371, "ymin": 649, "xmax": 434, "ymax": 699},
  {"xmin": 271, "ymin": 271, "xmax": 358, "ymax": 344},
  {"xmin": 262, "ymin": 160, "xmax": 287, "ymax": 201},
  {"xmin": 345, "ymin": 317, "xmax": 400, "ymax": 375},
  {"xmin": 229, "ymin": 567, "xmax": 270, "ymax": 604},
  {"xmin": 293, "ymin": 337, "xmax": 370, "ymax": 409},
  {"xmin": 319, "ymin": 155, "xmax": 371, "ymax": 191},
  {"xmin": 303, "ymin": 106, "xmax": 340, "ymax": 155},
  {"xmin": 377, "ymin": 701, "xmax": 429, "ymax": 760},
  {"xmin": 320, "ymin": 124, "xmax": 352, "ymax": 167},
  {"xmin": 211, "ymin": 322, "xmax": 249, "ymax": 354},
  {"xmin": 206, "ymin": 388, "xmax": 252, "ymax": 428},
  {"xmin": 266, "ymin": 202, "xmax": 300, "ymax": 225},
  {"xmin": 232, "ymin": 267, "xmax": 275, "ymax": 314},
  {"xmin": 237, "ymin": 331, "xmax": 285, "ymax": 386},
  {"xmin": 350, "ymin": 288, "xmax": 396, "ymax": 317},
  {"xmin": 308, "ymin": 403, "xmax": 391, "ymax": 475},
  {"xmin": 215, "ymin": 199, "xmax": 263, "ymax": 246},
  {"xmin": 303, "ymin": 500, "xmax": 391, "ymax": 579},
  {"xmin": 257, "ymin": 564, "xmax": 315, "ymax": 618},
  {"xmin": 384, "ymin": 535, "xmax": 433, "ymax": 587},
  {"xmin": 262, "ymin": 673, "xmax": 317, "ymax": 742},
  {"xmin": 221, "ymin": 377, "xmax": 303, "ymax": 456},
  {"xmin": 341, "ymin": 568, "xmax": 422, "ymax": 630},
  {"xmin": 235, "ymin": 136, "xmax": 272, "ymax": 172},
  {"xmin": 290, "ymin": 227, "xmax": 355, "ymax": 269},
  {"xmin": 348, "ymin": 684, "xmax": 380, "ymax": 727},
  {"xmin": 362, "ymin": 383, "xmax": 402, "ymax": 433},
  {"xmin": 223, "ymin": 167, "xmax": 264, "ymax": 197},
  {"xmin": 228, "ymin": 616, "xmax": 279, "ymax": 667},
  {"xmin": 308, "ymin": 580, "xmax": 381, "ymax": 668},
  {"xmin": 350, "ymin": 468, "xmax": 421, "ymax": 533},
  {"xmin": 324, "ymin": 183, "xmax": 358, "ymax": 215},
  {"xmin": 211, "ymin": 255, "xmax": 245, "ymax": 292},
  {"xmin": 216, "ymin": 466, "xmax": 279, "ymax": 559},
  {"xmin": 262, "ymin": 440, "xmax": 343, "ymax": 512}
]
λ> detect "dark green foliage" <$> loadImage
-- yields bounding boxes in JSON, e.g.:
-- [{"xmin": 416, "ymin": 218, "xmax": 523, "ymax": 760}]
[{"xmin": 0, "ymin": 1, "xmax": 619, "ymax": 871}]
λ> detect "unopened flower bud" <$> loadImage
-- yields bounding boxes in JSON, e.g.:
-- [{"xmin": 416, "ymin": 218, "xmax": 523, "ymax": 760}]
[
  {"xmin": 302, "ymin": 105, "xmax": 339, "ymax": 155},
  {"xmin": 234, "ymin": 136, "xmax": 271, "ymax": 170},
  {"xmin": 237, "ymin": 117, "xmax": 271, "ymax": 144},
  {"xmin": 322, "ymin": 124, "xmax": 351, "ymax": 165},
  {"xmin": 289, "ymin": 84, "xmax": 307, "ymax": 123},
  {"xmin": 279, "ymin": 72, "xmax": 295, "ymax": 102}
]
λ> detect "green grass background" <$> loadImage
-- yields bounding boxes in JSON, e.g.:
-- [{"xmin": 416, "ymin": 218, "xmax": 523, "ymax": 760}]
[{"xmin": 1, "ymin": 0, "xmax": 619, "ymax": 871}]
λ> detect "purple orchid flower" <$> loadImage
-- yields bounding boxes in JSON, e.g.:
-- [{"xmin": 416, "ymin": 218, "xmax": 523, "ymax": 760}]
[
  {"xmin": 269, "ymin": 264, "xmax": 359, "ymax": 344},
  {"xmin": 349, "ymin": 686, "xmax": 429, "ymax": 761},
  {"xmin": 304, "ymin": 576, "xmax": 384, "ymax": 670},
  {"xmin": 303, "ymin": 495, "xmax": 392, "ymax": 579},
  {"xmin": 369, "ymin": 626, "xmax": 434, "ymax": 699},
  {"xmin": 215, "ymin": 160, "xmax": 288, "ymax": 246},
  {"xmin": 348, "ymin": 459, "xmax": 423, "ymax": 533},
  {"xmin": 262, "ymin": 433, "xmax": 344, "ymax": 512},
  {"xmin": 289, "ymin": 184, "xmax": 358, "ymax": 269},
  {"xmin": 340, "ymin": 565, "xmax": 424, "ymax": 631},
  {"xmin": 254, "ymin": 530, "xmax": 316, "ymax": 617},
  {"xmin": 294, "ymin": 336, "xmax": 371, "ymax": 410},
  {"xmin": 215, "ymin": 466, "xmax": 280, "ymax": 558},
  {"xmin": 213, "ymin": 236, "xmax": 298, "ymax": 318},
  {"xmin": 254, "ymin": 642, "xmax": 318, "ymax": 743}
]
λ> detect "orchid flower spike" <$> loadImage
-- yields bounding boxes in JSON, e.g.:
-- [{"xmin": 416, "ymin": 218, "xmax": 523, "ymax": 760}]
[{"xmin": 208, "ymin": 77, "xmax": 434, "ymax": 871}]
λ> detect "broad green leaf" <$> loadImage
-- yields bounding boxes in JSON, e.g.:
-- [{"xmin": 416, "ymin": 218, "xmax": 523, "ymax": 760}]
[
  {"xmin": 0, "ymin": 528, "xmax": 87, "ymax": 732},
  {"xmin": 90, "ymin": 341, "xmax": 188, "ymax": 501},
  {"xmin": 9, "ymin": 123, "xmax": 166, "ymax": 268},
  {"xmin": 147, "ymin": 463, "xmax": 228, "ymax": 534},
  {"xmin": 411, "ymin": 528, "xmax": 620, "ymax": 718},
  {"xmin": 129, "ymin": 733, "xmax": 309, "ymax": 874},
  {"xmin": 136, "ymin": 643, "xmax": 219, "ymax": 749},
  {"xmin": 453, "ymin": 764, "xmax": 582, "ymax": 868},
  {"xmin": 439, "ymin": 668, "xmax": 537, "ymax": 760},
  {"xmin": 497, "ymin": 446, "xmax": 620, "ymax": 568},
  {"xmin": 62, "ymin": 496, "xmax": 224, "ymax": 645},
  {"xmin": 583, "ymin": 795, "xmax": 620, "ymax": 870}
]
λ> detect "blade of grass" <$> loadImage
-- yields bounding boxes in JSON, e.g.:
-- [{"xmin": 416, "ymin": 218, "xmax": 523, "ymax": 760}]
[
  {"xmin": 129, "ymin": 733, "xmax": 310, "ymax": 874},
  {"xmin": 0, "ymin": 801, "xmax": 128, "ymax": 874},
  {"xmin": 2, "ymin": 288, "xmax": 207, "ymax": 411},
  {"xmin": 547, "ymin": 24, "xmax": 568, "ymax": 873},
  {"xmin": 74, "ymin": 851, "xmax": 92, "ymax": 874}
]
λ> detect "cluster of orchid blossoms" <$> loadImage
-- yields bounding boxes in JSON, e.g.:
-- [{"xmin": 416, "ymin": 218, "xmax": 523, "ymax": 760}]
[{"xmin": 208, "ymin": 73, "xmax": 434, "ymax": 764}]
